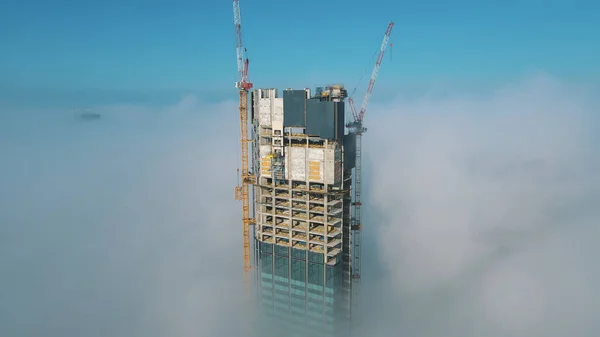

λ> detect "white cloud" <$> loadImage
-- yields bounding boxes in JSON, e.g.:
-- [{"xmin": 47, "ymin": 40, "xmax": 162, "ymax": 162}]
[
  {"xmin": 1, "ymin": 74, "xmax": 599, "ymax": 337},
  {"xmin": 0, "ymin": 96, "xmax": 250, "ymax": 337},
  {"xmin": 362, "ymin": 73, "xmax": 600, "ymax": 337}
]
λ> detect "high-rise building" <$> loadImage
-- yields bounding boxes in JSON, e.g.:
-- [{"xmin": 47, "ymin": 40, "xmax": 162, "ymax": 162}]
[{"xmin": 250, "ymin": 86, "xmax": 356, "ymax": 336}]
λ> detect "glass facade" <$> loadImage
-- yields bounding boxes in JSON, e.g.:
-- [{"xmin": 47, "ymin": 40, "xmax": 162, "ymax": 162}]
[{"xmin": 253, "ymin": 241, "xmax": 351, "ymax": 337}]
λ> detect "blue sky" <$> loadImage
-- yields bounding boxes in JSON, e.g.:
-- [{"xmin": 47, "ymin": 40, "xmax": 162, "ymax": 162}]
[{"xmin": 0, "ymin": 0, "xmax": 598, "ymax": 107}]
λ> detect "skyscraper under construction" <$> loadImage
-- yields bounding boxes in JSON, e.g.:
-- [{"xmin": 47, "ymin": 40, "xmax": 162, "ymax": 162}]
[{"xmin": 250, "ymin": 86, "xmax": 356, "ymax": 337}]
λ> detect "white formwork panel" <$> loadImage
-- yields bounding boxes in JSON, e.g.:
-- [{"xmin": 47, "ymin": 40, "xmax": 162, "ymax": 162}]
[
  {"xmin": 272, "ymin": 98, "xmax": 284, "ymax": 133},
  {"xmin": 284, "ymin": 154, "xmax": 289, "ymax": 179},
  {"xmin": 273, "ymin": 98, "xmax": 283, "ymax": 120},
  {"xmin": 307, "ymin": 148, "xmax": 324, "ymax": 161},
  {"xmin": 259, "ymin": 145, "xmax": 272, "ymax": 158},
  {"xmin": 289, "ymin": 147, "xmax": 306, "ymax": 181},
  {"xmin": 258, "ymin": 98, "xmax": 272, "ymax": 127},
  {"xmin": 324, "ymin": 148, "xmax": 335, "ymax": 184},
  {"xmin": 284, "ymin": 147, "xmax": 290, "ymax": 179}
]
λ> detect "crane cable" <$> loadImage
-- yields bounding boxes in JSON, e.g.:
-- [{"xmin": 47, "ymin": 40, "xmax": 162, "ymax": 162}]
[
  {"xmin": 348, "ymin": 41, "xmax": 384, "ymax": 123},
  {"xmin": 350, "ymin": 45, "xmax": 380, "ymax": 99}
]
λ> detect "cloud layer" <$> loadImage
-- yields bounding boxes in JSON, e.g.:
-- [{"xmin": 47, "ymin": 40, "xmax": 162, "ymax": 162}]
[
  {"xmin": 0, "ymin": 97, "xmax": 251, "ymax": 337},
  {"xmin": 1, "ymin": 73, "xmax": 598, "ymax": 337},
  {"xmin": 361, "ymin": 73, "xmax": 600, "ymax": 337}
]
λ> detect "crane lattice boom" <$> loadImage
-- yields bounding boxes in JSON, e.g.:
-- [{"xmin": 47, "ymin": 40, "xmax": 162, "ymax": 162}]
[
  {"xmin": 351, "ymin": 22, "xmax": 394, "ymax": 124},
  {"xmin": 233, "ymin": 1, "xmax": 251, "ymax": 89}
]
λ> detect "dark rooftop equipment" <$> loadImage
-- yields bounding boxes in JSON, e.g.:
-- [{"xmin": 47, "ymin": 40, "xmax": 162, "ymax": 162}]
[
  {"xmin": 305, "ymin": 99, "xmax": 344, "ymax": 140},
  {"xmin": 282, "ymin": 86, "xmax": 346, "ymax": 140},
  {"xmin": 343, "ymin": 133, "xmax": 356, "ymax": 169},
  {"xmin": 283, "ymin": 89, "xmax": 306, "ymax": 127}
]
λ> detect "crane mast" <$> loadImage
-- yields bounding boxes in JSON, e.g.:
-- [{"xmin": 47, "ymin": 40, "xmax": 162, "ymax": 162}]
[
  {"xmin": 348, "ymin": 22, "xmax": 394, "ymax": 282},
  {"xmin": 232, "ymin": 0, "xmax": 254, "ymax": 290}
]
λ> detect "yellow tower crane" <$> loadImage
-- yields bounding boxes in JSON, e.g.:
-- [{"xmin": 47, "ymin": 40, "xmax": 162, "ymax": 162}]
[{"xmin": 232, "ymin": 0, "xmax": 254, "ymax": 290}]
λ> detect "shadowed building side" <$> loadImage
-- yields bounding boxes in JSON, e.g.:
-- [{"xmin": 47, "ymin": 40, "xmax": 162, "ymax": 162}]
[{"xmin": 253, "ymin": 243, "xmax": 350, "ymax": 337}]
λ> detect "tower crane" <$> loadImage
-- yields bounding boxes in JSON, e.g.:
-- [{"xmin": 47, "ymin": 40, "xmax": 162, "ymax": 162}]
[
  {"xmin": 232, "ymin": 0, "xmax": 254, "ymax": 290},
  {"xmin": 348, "ymin": 22, "xmax": 394, "ymax": 282}
]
